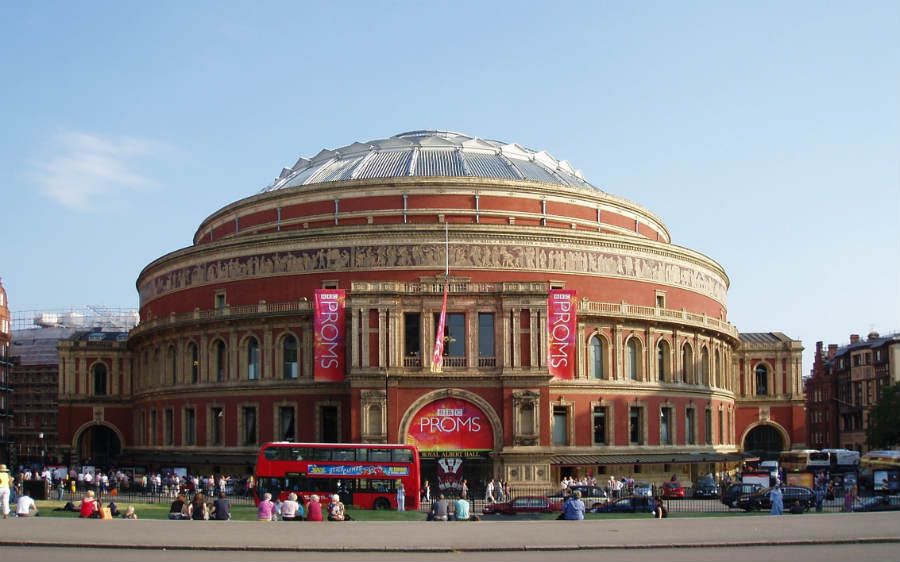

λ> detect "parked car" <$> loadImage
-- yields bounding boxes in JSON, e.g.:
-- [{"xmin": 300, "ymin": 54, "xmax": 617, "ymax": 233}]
[
  {"xmin": 852, "ymin": 495, "xmax": 900, "ymax": 512},
  {"xmin": 633, "ymin": 482, "xmax": 653, "ymax": 497},
  {"xmin": 692, "ymin": 475, "xmax": 720, "ymax": 499},
  {"xmin": 661, "ymin": 481, "xmax": 685, "ymax": 499},
  {"xmin": 548, "ymin": 486, "xmax": 608, "ymax": 510},
  {"xmin": 591, "ymin": 496, "xmax": 657, "ymax": 514},
  {"xmin": 721, "ymin": 483, "xmax": 764, "ymax": 508},
  {"xmin": 737, "ymin": 486, "xmax": 814, "ymax": 512},
  {"xmin": 482, "ymin": 496, "xmax": 562, "ymax": 515}
]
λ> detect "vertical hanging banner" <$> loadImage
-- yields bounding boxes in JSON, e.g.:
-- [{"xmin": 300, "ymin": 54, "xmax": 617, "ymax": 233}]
[
  {"xmin": 430, "ymin": 280, "xmax": 450, "ymax": 373},
  {"xmin": 547, "ymin": 289, "xmax": 577, "ymax": 380},
  {"xmin": 313, "ymin": 289, "xmax": 346, "ymax": 382}
]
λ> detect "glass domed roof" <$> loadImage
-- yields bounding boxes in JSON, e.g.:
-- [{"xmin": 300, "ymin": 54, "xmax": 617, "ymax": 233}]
[{"xmin": 261, "ymin": 130, "xmax": 597, "ymax": 192}]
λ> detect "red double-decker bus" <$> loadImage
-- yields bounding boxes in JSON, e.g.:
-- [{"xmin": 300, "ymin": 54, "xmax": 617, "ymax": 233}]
[{"xmin": 254, "ymin": 442, "xmax": 421, "ymax": 510}]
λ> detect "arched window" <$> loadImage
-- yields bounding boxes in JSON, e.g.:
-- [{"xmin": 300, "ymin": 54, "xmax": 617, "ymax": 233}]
[
  {"xmin": 168, "ymin": 345, "xmax": 177, "ymax": 385},
  {"xmin": 188, "ymin": 342, "xmax": 199, "ymax": 384},
  {"xmin": 282, "ymin": 335, "xmax": 299, "ymax": 379},
  {"xmin": 755, "ymin": 364, "xmax": 769, "ymax": 396},
  {"xmin": 700, "ymin": 348, "xmax": 710, "ymax": 386},
  {"xmin": 589, "ymin": 335, "xmax": 604, "ymax": 379},
  {"xmin": 215, "ymin": 340, "xmax": 226, "ymax": 382},
  {"xmin": 682, "ymin": 344, "xmax": 694, "ymax": 384},
  {"xmin": 713, "ymin": 349, "xmax": 721, "ymax": 388},
  {"xmin": 247, "ymin": 337, "xmax": 260, "ymax": 380},
  {"xmin": 626, "ymin": 338, "xmax": 641, "ymax": 381},
  {"xmin": 657, "ymin": 340, "xmax": 670, "ymax": 382},
  {"xmin": 92, "ymin": 363, "xmax": 108, "ymax": 396}
]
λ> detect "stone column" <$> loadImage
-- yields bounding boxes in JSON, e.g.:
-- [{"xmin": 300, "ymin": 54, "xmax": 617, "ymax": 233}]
[{"xmin": 511, "ymin": 309, "xmax": 521, "ymax": 368}]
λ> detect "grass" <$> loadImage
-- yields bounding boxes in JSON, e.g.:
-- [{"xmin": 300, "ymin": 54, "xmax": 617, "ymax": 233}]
[{"xmin": 33, "ymin": 500, "xmax": 800, "ymax": 521}]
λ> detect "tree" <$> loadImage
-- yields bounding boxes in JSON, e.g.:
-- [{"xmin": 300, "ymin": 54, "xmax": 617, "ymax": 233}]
[{"xmin": 866, "ymin": 382, "xmax": 900, "ymax": 449}]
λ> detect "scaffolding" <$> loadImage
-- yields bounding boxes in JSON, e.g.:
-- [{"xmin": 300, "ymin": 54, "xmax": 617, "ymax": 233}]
[{"xmin": 11, "ymin": 306, "xmax": 139, "ymax": 332}]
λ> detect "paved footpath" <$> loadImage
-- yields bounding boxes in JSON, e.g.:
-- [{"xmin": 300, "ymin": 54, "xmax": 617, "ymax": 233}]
[{"xmin": 0, "ymin": 513, "xmax": 897, "ymax": 552}]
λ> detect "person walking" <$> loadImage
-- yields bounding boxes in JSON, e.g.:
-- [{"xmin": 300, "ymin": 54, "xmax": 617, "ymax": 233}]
[
  {"xmin": 460, "ymin": 479, "xmax": 468, "ymax": 500},
  {"xmin": 485, "ymin": 479, "xmax": 495, "ymax": 503},
  {"xmin": 396, "ymin": 481, "xmax": 406, "ymax": 511},
  {"xmin": 769, "ymin": 484, "xmax": 784, "ymax": 516},
  {"xmin": 0, "ymin": 464, "xmax": 10, "ymax": 519}
]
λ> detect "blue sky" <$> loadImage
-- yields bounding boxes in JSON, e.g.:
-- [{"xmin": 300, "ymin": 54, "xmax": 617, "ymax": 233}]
[{"xmin": 1, "ymin": 1, "xmax": 897, "ymax": 373}]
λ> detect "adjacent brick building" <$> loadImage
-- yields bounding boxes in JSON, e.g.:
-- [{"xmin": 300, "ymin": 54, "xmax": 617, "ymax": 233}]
[{"xmin": 805, "ymin": 332, "xmax": 900, "ymax": 451}]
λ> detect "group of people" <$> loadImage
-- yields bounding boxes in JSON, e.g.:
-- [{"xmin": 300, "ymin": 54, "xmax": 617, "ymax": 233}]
[
  {"xmin": 484, "ymin": 479, "xmax": 510, "ymax": 503},
  {"xmin": 426, "ymin": 494, "xmax": 473, "ymax": 521},
  {"xmin": 167, "ymin": 491, "xmax": 232, "ymax": 520},
  {"xmin": 255, "ymin": 492, "xmax": 350, "ymax": 522},
  {"xmin": 74, "ymin": 490, "xmax": 138, "ymax": 519}
]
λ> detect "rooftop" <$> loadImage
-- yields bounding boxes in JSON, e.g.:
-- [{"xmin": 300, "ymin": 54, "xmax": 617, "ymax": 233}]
[{"xmin": 261, "ymin": 130, "xmax": 597, "ymax": 192}]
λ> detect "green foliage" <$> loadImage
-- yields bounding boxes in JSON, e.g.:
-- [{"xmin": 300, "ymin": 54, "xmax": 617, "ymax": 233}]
[{"xmin": 866, "ymin": 383, "xmax": 900, "ymax": 449}]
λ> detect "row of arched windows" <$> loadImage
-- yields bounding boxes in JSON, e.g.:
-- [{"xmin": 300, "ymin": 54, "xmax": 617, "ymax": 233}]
[
  {"xmin": 138, "ymin": 334, "xmax": 300, "ymax": 388},
  {"xmin": 587, "ymin": 334, "xmax": 729, "ymax": 388}
]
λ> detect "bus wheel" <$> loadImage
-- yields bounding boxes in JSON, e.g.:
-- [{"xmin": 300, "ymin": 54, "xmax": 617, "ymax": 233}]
[{"xmin": 373, "ymin": 498, "xmax": 391, "ymax": 510}]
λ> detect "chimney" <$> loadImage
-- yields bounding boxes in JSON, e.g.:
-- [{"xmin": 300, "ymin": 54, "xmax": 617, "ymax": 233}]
[
  {"xmin": 827, "ymin": 344, "xmax": 838, "ymax": 359},
  {"xmin": 849, "ymin": 334, "xmax": 860, "ymax": 345},
  {"xmin": 867, "ymin": 331, "xmax": 880, "ymax": 341}
]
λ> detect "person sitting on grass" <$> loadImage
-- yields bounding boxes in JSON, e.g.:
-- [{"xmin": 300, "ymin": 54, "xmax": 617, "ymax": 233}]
[
  {"xmin": 211, "ymin": 491, "xmax": 231, "ymax": 521},
  {"xmin": 327, "ymin": 494, "xmax": 353, "ymax": 521},
  {"xmin": 168, "ymin": 493, "xmax": 188, "ymax": 520},
  {"xmin": 562, "ymin": 490, "xmax": 585, "ymax": 520},
  {"xmin": 257, "ymin": 492, "xmax": 276, "ymax": 521},
  {"xmin": 15, "ymin": 492, "xmax": 38, "ymax": 517},
  {"xmin": 122, "ymin": 505, "xmax": 138, "ymax": 519},
  {"xmin": 79, "ymin": 490, "xmax": 99, "ymax": 518},
  {"xmin": 306, "ymin": 494, "xmax": 323, "ymax": 521}
]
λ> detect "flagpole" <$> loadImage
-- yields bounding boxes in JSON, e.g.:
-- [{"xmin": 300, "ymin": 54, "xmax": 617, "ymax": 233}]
[{"xmin": 444, "ymin": 220, "xmax": 449, "ymax": 278}]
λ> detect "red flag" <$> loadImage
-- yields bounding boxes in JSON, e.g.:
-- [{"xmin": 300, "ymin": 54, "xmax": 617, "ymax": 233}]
[{"xmin": 431, "ymin": 280, "xmax": 450, "ymax": 373}]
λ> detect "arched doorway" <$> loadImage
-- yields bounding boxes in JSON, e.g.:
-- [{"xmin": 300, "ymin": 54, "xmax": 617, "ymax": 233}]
[
  {"xmin": 401, "ymin": 390, "xmax": 501, "ymax": 499},
  {"xmin": 743, "ymin": 424, "xmax": 785, "ymax": 456},
  {"xmin": 76, "ymin": 425, "xmax": 122, "ymax": 467}
]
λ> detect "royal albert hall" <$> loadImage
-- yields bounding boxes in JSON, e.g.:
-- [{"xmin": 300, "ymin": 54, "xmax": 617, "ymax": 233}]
[{"xmin": 56, "ymin": 131, "xmax": 807, "ymax": 492}]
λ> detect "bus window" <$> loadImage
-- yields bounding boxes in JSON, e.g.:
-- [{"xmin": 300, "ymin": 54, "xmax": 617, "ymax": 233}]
[
  {"xmin": 369, "ymin": 449, "xmax": 392, "ymax": 462},
  {"xmin": 332, "ymin": 449, "xmax": 356, "ymax": 461},
  {"xmin": 392, "ymin": 449, "xmax": 413, "ymax": 463}
]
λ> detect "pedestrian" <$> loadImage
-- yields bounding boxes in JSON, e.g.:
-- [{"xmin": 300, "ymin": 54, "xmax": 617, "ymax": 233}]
[
  {"xmin": 422, "ymin": 480, "xmax": 431, "ymax": 502},
  {"xmin": 485, "ymin": 479, "xmax": 495, "ymax": 503},
  {"xmin": 814, "ymin": 484, "xmax": 825, "ymax": 513},
  {"xmin": 0, "ymin": 464, "xmax": 10, "ymax": 519},
  {"xmin": 770, "ymin": 484, "xmax": 784, "ymax": 516},
  {"xmin": 460, "ymin": 479, "xmax": 468, "ymax": 500},
  {"xmin": 396, "ymin": 480, "xmax": 405, "ymax": 511},
  {"xmin": 843, "ymin": 484, "xmax": 856, "ymax": 512},
  {"xmin": 652, "ymin": 496, "xmax": 668, "ymax": 519}
]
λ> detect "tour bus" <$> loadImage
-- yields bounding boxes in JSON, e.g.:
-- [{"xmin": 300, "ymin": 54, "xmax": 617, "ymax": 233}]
[
  {"xmin": 254, "ymin": 442, "xmax": 421, "ymax": 510},
  {"xmin": 779, "ymin": 449, "xmax": 831, "ymax": 473},
  {"xmin": 777, "ymin": 450, "xmax": 830, "ymax": 488},
  {"xmin": 860, "ymin": 450, "xmax": 900, "ymax": 494}
]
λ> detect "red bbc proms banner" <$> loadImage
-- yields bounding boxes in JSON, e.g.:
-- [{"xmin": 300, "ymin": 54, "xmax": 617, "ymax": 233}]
[
  {"xmin": 547, "ymin": 289, "xmax": 576, "ymax": 380},
  {"xmin": 313, "ymin": 289, "xmax": 346, "ymax": 382},
  {"xmin": 406, "ymin": 398, "xmax": 494, "ymax": 452}
]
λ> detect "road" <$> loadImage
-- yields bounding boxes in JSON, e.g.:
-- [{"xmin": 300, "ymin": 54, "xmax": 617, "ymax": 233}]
[{"xmin": 1, "ymin": 544, "xmax": 898, "ymax": 562}]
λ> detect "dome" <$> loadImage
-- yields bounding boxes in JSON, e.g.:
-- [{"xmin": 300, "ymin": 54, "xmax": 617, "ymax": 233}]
[{"xmin": 261, "ymin": 130, "xmax": 597, "ymax": 192}]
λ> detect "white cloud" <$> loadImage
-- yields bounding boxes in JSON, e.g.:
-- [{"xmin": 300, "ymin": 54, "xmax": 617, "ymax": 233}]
[{"xmin": 31, "ymin": 131, "xmax": 165, "ymax": 210}]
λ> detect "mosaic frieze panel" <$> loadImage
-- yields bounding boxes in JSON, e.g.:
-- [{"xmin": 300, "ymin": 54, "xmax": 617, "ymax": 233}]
[{"xmin": 140, "ymin": 244, "xmax": 726, "ymax": 304}]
